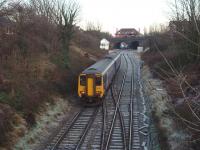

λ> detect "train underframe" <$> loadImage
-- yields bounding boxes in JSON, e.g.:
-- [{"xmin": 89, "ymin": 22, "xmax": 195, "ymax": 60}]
[{"xmin": 80, "ymin": 95, "xmax": 103, "ymax": 106}]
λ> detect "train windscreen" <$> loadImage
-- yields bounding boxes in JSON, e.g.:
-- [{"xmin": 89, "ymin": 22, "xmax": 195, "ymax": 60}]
[
  {"xmin": 96, "ymin": 76, "xmax": 102, "ymax": 86},
  {"xmin": 80, "ymin": 75, "xmax": 86, "ymax": 86}
]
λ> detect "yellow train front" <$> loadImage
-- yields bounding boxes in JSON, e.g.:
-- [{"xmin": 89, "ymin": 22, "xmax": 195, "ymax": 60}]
[{"xmin": 78, "ymin": 52, "xmax": 121, "ymax": 103}]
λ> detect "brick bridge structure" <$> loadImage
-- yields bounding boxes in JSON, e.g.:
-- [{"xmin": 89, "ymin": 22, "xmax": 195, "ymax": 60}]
[
  {"xmin": 111, "ymin": 36, "xmax": 147, "ymax": 49},
  {"xmin": 110, "ymin": 28, "xmax": 149, "ymax": 49}
]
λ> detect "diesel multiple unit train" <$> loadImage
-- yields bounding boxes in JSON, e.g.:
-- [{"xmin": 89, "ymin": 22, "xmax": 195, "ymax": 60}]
[{"xmin": 78, "ymin": 52, "xmax": 121, "ymax": 102}]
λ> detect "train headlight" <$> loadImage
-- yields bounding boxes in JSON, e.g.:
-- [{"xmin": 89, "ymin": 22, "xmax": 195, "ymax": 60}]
[
  {"xmin": 96, "ymin": 91, "xmax": 102, "ymax": 94},
  {"xmin": 80, "ymin": 91, "xmax": 85, "ymax": 94}
]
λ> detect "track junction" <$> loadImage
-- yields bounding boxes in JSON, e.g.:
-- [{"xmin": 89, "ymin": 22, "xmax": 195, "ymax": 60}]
[{"xmin": 44, "ymin": 51, "xmax": 159, "ymax": 150}]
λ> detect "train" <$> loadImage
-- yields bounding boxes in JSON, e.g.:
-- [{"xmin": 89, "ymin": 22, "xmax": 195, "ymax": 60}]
[{"xmin": 78, "ymin": 52, "xmax": 121, "ymax": 103}]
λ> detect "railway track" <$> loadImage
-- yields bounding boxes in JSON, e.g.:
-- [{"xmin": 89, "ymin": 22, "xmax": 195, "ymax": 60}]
[
  {"xmin": 103, "ymin": 54, "xmax": 128, "ymax": 150},
  {"xmin": 102, "ymin": 53, "xmax": 143, "ymax": 150},
  {"xmin": 44, "ymin": 51, "xmax": 151, "ymax": 150},
  {"xmin": 128, "ymin": 54, "xmax": 141, "ymax": 150},
  {"xmin": 45, "ymin": 107, "xmax": 100, "ymax": 150},
  {"xmin": 131, "ymin": 53, "xmax": 151, "ymax": 150}
]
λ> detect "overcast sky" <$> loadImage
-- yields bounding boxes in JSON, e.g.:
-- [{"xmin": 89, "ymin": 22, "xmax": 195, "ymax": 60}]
[{"xmin": 79, "ymin": 0, "xmax": 170, "ymax": 34}]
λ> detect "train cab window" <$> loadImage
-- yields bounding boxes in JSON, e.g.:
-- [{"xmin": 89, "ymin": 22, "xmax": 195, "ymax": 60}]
[
  {"xmin": 80, "ymin": 75, "xmax": 86, "ymax": 86},
  {"xmin": 96, "ymin": 76, "xmax": 102, "ymax": 86}
]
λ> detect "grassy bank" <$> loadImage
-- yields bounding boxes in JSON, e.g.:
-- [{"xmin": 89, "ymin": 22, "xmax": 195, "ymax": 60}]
[
  {"xmin": 142, "ymin": 66, "xmax": 190, "ymax": 150},
  {"xmin": 0, "ymin": 44, "xmax": 98, "ymax": 149},
  {"xmin": 142, "ymin": 30, "xmax": 200, "ymax": 149}
]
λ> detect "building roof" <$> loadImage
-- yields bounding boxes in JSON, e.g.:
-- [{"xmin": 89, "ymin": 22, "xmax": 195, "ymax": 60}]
[
  {"xmin": 100, "ymin": 38, "xmax": 109, "ymax": 44},
  {"xmin": 116, "ymin": 28, "xmax": 140, "ymax": 36}
]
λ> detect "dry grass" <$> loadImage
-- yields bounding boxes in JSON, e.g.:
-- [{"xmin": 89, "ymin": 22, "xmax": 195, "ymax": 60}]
[
  {"xmin": 0, "ymin": 103, "xmax": 27, "ymax": 149},
  {"xmin": 0, "ymin": 1, "xmax": 107, "ymax": 148},
  {"xmin": 14, "ymin": 97, "xmax": 71, "ymax": 150},
  {"xmin": 142, "ymin": 50, "xmax": 200, "ymax": 149},
  {"xmin": 0, "ymin": 44, "xmax": 96, "ymax": 149},
  {"xmin": 142, "ymin": 66, "xmax": 190, "ymax": 150},
  {"xmin": 141, "ymin": 50, "xmax": 178, "ymax": 67},
  {"xmin": 73, "ymin": 29, "xmax": 110, "ymax": 58}
]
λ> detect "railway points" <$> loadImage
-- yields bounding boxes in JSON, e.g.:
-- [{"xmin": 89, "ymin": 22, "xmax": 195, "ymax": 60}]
[{"xmin": 45, "ymin": 50, "xmax": 157, "ymax": 150}]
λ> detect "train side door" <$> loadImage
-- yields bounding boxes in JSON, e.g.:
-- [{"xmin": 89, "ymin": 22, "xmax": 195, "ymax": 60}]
[{"xmin": 86, "ymin": 75, "xmax": 95, "ymax": 97}]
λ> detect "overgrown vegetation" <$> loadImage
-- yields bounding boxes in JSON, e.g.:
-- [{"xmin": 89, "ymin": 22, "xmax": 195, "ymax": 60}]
[
  {"xmin": 0, "ymin": 0, "xmax": 108, "ymax": 148},
  {"xmin": 74, "ymin": 22, "xmax": 112, "ymax": 58},
  {"xmin": 142, "ymin": 0, "xmax": 200, "ymax": 149}
]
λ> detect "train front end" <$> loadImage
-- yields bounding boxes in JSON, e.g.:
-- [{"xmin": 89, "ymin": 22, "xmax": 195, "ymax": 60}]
[{"xmin": 78, "ymin": 73, "xmax": 104, "ymax": 102}]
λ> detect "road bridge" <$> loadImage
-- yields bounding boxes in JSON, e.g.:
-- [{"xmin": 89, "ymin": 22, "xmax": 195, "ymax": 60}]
[{"xmin": 111, "ymin": 36, "xmax": 149, "ymax": 49}]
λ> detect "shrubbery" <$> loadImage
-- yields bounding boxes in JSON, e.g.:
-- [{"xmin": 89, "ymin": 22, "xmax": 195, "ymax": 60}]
[{"xmin": 142, "ymin": 0, "xmax": 200, "ymax": 148}]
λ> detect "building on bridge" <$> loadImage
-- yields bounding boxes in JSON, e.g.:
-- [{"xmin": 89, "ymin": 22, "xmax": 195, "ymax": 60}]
[{"xmin": 115, "ymin": 28, "xmax": 141, "ymax": 38}]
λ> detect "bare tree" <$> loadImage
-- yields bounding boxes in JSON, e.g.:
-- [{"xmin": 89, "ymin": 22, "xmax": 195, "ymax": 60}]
[
  {"xmin": 29, "ymin": 0, "xmax": 57, "ymax": 23},
  {"xmin": 0, "ymin": 0, "xmax": 7, "ymax": 8},
  {"xmin": 56, "ymin": 0, "xmax": 80, "ymax": 67},
  {"xmin": 28, "ymin": 0, "xmax": 80, "ymax": 68},
  {"xmin": 170, "ymin": 0, "xmax": 200, "ymax": 61},
  {"xmin": 0, "ymin": 0, "xmax": 11, "ymax": 16},
  {"xmin": 86, "ymin": 21, "xmax": 102, "ymax": 31}
]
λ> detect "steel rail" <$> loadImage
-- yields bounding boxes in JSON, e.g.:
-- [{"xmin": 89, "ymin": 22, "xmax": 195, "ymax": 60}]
[
  {"xmin": 75, "ymin": 107, "xmax": 99, "ymax": 150},
  {"xmin": 128, "ymin": 52, "xmax": 142, "ymax": 150},
  {"xmin": 127, "ymin": 54, "xmax": 134, "ymax": 150},
  {"xmin": 104, "ymin": 54, "xmax": 129, "ymax": 150},
  {"xmin": 100, "ymin": 101, "xmax": 106, "ymax": 150},
  {"xmin": 50, "ymin": 108, "xmax": 84, "ymax": 150},
  {"xmin": 110, "ymin": 85, "xmax": 127, "ymax": 149},
  {"xmin": 100, "ymin": 53, "xmax": 123, "ymax": 150}
]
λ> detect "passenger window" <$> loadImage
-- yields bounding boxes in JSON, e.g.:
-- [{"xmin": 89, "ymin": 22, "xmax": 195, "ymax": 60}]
[
  {"xmin": 80, "ymin": 75, "xmax": 86, "ymax": 86},
  {"xmin": 96, "ymin": 76, "xmax": 102, "ymax": 86}
]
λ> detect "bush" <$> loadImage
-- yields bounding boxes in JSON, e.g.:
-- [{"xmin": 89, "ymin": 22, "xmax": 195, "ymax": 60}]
[{"xmin": 0, "ymin": 104, "xmax": 15, "ymax": 144}]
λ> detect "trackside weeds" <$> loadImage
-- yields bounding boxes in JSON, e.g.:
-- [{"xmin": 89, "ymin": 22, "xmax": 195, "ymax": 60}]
[
  {"xmin": 14, "ymin": 97, "xmax": 72, "ymax": 150},
  {"xmin": 142, "ymin": 66, "xmax": 190, "ymax": 150}
]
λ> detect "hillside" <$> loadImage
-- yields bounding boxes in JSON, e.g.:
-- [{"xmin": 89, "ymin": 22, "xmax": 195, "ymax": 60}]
[
  {"xmin": 0, "ymin": 1, "xmax": 110, "ymax": 149},
  {"xmin": 141, "ymin": 28, "xmax": 200, "ymax": 149},
  {"xmin": 0, "ymin": 43, "xmax": 104, "ymax": 149}
]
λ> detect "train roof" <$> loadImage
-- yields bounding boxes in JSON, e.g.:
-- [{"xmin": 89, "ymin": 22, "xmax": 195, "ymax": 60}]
[{"xmin": 82, "ymin": 52, "xmax": 121, "ymax": 75}]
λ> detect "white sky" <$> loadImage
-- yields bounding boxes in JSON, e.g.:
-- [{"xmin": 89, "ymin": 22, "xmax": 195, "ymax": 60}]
[{"xmin": 78, "ymin": 0, "xmax": 169, "ymax": 34}]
